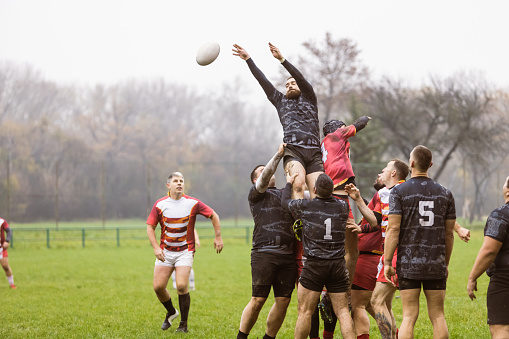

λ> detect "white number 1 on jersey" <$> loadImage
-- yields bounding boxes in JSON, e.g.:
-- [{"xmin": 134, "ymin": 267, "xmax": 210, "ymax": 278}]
[{"xmin": 324, "ymin": 218, "xmax": 332, "ymax": 240}]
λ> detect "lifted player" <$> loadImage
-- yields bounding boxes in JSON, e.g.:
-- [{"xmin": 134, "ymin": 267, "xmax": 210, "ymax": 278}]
[{"xmin": 233, "ymin": 43, "xmax": 323, "ymax": 200}]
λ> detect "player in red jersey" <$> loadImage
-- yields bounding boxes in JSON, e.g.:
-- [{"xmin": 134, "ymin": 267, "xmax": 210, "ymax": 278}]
[
  {"xmin": 348, "ymin": 159, "xmax": 409, "ymax": 339},
  {"xmin": 0, "ymin": 217, "xmax": 16, "ymax": 289},
  {"xmin": 321, "ymin": 116, "xmax": 372, "ymax": 285},
  {"xmin": 147, "ymin": 172, "xmax": 224, "ymax": 333}
]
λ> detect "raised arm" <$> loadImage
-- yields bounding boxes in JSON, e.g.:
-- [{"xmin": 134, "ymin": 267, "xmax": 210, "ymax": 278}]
[
  {"xmin": 233, "ymin": 43, "xmax": 279, "ymax": 100},
  {"xmin": 255, "ymin": 143, "xmax": 286, "ymax": 193},
  {"xmin": 269, "ymin": 42, "xmax": 316, "ymax": 103},
  {"xmin": 345, "ymin": 183, "xmax": 378, "ymax": 227},
  {"xmin": 281, "ymin": 172, "xmax": 299, "ymax": 211},
  {"xmin": 352, "ymin": 116, "xmax": 371, "ymax": 133}
]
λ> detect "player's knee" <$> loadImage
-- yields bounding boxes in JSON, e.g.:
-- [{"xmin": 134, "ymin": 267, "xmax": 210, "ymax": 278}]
[
  {"xmin": 251, "ymin": 297, "xmax": 266, "ymax": 310},
  {"xmin": 292, "ymin": 176, "xmax": 305, "ymax": 193}
]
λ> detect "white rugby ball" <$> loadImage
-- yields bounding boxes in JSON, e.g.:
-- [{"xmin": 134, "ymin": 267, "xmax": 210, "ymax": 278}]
[{"xmin": 196, "ymin": 42, "xmax": 220, "ymax": 66}]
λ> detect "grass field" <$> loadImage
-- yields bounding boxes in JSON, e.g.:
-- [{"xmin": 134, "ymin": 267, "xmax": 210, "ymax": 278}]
[{"xmin": 2, "ymin": 221, "xmax": 491, "ymax": 338}]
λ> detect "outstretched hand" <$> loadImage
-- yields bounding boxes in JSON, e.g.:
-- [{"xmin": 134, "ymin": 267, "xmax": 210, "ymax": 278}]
[
  {"xmin": 232, "ymin": 44, "xmax": 250, "ymax": 60},
  {"xmin": 278, "ymin": 143, "xmax": 286, "ymax": 157},
  {"xmin": 269, "ymin": 42, "xmax": 284, "ymax": 62},
  {"xmin": 345, "ymin": 183, "xmax": 361, "ymax": 201}
]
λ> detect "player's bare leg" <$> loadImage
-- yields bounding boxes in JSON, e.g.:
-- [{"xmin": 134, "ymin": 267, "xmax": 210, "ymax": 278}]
[
  {"xmin": 266, "ymin": 296, "xmax": 291, "ymax": 337},
  {"xmin": 344, "ymin": 225, "xmax": 358, "ymax": 286},
  {"xmin": 285, "ymin": 160, "xmax": 306, "ymax": 199},
  {"xmin": 294, "ymin": 283, "xmax": 321, "ymax": 339},
  {"xmin": 490, "ymin": 324, "xmax": 509, "ymax": 339},
  {"xmin": 305, "ymin": 171, "xmax": 322, "ymax": 199},
  {"xmin": 0, "ymin": 257, "xmax": 14, "ymax": 288},
  {"xmin": 372, "ymin": 282, "xmax": 397, "ymax": 339},
  {"xmin": 153, "ymin": 265, "xmax": 174, "ymax": 302},
  {"xmin": 399, "ymin": 288, "xmax": 421, "ymax": 339},
  {"xmin": 329, "ymin": 291, "xmax": 356, "ymax": 339},
  {"xmin": 423, "ymin": 289, "xmax": 448, "ymax": 339},
  {"xmin": 351, "ymin": 289, "xmax": 373, "ymax": 337},
  {"xmin": 239, "ymin": 297, "xmax": 267, "ymax": 335}
]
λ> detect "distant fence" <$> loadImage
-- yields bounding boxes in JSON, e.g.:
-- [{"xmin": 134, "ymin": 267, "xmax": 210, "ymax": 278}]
[{"xmin": 10, "ymin": 225, "xmax": 254, "ymax": 249}]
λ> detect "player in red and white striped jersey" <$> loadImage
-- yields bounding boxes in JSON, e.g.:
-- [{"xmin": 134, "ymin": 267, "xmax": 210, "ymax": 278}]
[
  {"xmin": 147, "ymin": 172, "xmax": 223, "ymax": 333},
  {"xmin": 0, "ymin": 217, "xmax": 16, "ymax": 289}
]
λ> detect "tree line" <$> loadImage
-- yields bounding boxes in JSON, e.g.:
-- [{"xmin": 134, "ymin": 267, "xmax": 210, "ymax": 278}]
[{"xmin": 1, "ymin": 32, "xmax": 508, "ymax": 224}]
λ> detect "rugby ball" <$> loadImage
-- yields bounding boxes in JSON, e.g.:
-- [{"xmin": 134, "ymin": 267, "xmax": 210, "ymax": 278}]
[{"xmin": 196, "ymin": 42, "xmax": 220, "ymax": 66}]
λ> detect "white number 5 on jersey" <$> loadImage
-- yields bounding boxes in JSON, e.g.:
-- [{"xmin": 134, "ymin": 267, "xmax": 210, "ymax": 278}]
[{"xmin": 419, "ymin": 201, "xmax": 434, "ymax": 226}]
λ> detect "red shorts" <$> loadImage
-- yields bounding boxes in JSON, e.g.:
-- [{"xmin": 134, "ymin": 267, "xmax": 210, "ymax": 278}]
[
  {"xmin": 376, "ymin": 253, "xmax": 398, "ymax": 288},
  {"xmin": 352, "ymin": 253, "xmax": 381, "ymax": 291},
  {"xmin": 0, "ymin": 248, "xmax": 7, "ymax": 259},
  {"xmin": 332, "ymin": 194, "xmax": 354, "ymax": 219}
]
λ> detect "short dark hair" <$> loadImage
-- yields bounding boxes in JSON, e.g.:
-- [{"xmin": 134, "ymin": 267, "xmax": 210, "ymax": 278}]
[
  {"xmin": 315, "ymin": 173, "xmax": 334, "ymax": 198},
  {"xmin": 506, "ymin": 176, "xmax": 509, "ymax": 189},
  {"xmin": 391, "ymin": 159, "xmax": 410, "ymax": 180},
  {"xmin": 323, "ymin": 120, "xmax": 346, "ymax": 137},
  {"xmin": 250, "ymin": 165, "xmax": 264, "ymax": 184},
  {"xmin": 411, "ymin": 145, "xmax": 432, "ymax": 172},
  {"xmin": 167, "ymin": 172, "xmax": 184, "ymax": 183}
]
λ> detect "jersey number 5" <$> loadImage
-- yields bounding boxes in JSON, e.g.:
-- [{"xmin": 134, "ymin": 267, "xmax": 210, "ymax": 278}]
[{"xmin": 419, "ymin": 201, "xmax": 434, "ymax": 227}]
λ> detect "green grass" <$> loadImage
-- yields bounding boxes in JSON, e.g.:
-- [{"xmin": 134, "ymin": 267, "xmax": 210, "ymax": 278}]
[{"xmin": 2, "ymin": 227, "xmax": 491, "ymax": 338}]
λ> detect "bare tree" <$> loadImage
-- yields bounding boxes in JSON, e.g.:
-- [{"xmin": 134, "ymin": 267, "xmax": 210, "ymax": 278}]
[{"xmin": 295, "ymin": 32, "xmax": 370, "ymax": 123}]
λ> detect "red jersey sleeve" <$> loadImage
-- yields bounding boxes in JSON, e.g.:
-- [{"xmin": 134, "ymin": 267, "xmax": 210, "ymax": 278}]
[{"xmin": 146, "ymin": 201, "xmax": 162, "ymax": 226}]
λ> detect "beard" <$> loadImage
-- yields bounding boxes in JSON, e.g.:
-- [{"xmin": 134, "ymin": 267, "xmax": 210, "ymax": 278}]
[{"xmin": 285, "ymin": 88, "xmax": 301, "ymax": 99}]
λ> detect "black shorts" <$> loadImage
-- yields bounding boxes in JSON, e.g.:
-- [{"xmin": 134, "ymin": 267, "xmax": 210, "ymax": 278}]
[
  {"xmin": 398, "ymin": 277, "xmax": 447, "ymax": 291},
  {"xmin": 299, "ymin": 258, "xmax": 349, "ymax": 293},
  {"xmin": 251, "ymin": 251, "xmax": 297, "ymax": 298},
  {"xmin": 283, "ymin": 144, "xmax": 324, "ymax": 175},
  {"xmin": 487, "ymin": 272, "xmax": 509, "ymax": 325}
]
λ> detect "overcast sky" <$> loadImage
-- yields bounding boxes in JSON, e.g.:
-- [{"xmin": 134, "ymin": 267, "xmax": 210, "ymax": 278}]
[{"xmin": 1, "ymin": 0, "xmax": 509, "ymax": 92}]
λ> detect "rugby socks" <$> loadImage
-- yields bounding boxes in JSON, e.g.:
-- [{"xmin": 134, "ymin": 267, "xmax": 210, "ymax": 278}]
[
  {"xmin": 323, "ymin": 330, "xmax": 335, "ymax": 339},
  {"xmin": 237, "ymin": 330, "xmax": 249, "ymax": 338},
  {"xmin": 7, "ymin": 275, "xmax": 14, "ymax": 286},
  {"xmin": 357, "ymin": 334, "xmax": 369, "ymax": 339},
  {"xmin": 162, "ymin": 298, "xmax": 176, "ymax": 315},
  {"xmin": 179, "ymin": 293, "xmax": 191, "ymax": 322},
  {"xmin": 262, "ymin": 334, "xmax": 275, "ymax": 339}
]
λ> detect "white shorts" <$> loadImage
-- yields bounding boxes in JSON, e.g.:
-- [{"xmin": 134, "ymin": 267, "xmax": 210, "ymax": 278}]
[{"xmin": 155, "ymin": 248, "xmax": 194, "ymax": 268}]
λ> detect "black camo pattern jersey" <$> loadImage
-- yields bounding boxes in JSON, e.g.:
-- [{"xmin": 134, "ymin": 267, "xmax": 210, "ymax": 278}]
[
  {"xmin": 485, "ymin": 202, "xmax": 509, "ymax": 276},
  {"xmin": 389, "ymin": 177, "xmax": 456, "ymax": 280},
  {"xmin": 281, "ymin": 183, "xmax": 349, "ymax": 260},
  {"xmin": 246, "ymin": 58, "xmax": 320, "ymax": 149},
  {"xmin": 248, "ymin": 186, "xmax": 296, "ymax": 255}
]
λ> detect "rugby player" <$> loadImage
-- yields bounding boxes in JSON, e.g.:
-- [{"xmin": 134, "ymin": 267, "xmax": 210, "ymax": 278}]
[
  {"xmin": 146, "ymin": 172, "xmax": 224, "ymax": 333},
  {"xmin": 233, "ymin": 43, "xmax": 323, "ymax": 200},
  {"xmin": 384, "ymin": 145, "xmax": 456, "ymax": 339},
  {"xmin": 468, "ymin": 175, "xmax": 509, "ymax": 339},
  {"xmin": 237, "ymin": 144, "xmax": 297, "ymax": 339}
]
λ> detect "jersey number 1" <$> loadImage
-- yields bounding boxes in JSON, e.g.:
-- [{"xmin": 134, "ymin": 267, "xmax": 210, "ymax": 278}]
[
  {"xmin": 324, "ymin": 218, "xmax": 332, "ymax": 240},
  {"xmin": 419, "ymin": 201, "xmax": 434, "ymax": 227}
]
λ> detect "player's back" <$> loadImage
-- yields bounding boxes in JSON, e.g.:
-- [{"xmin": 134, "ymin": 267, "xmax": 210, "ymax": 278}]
[
  {"xmin": 297, "ymin": 197, "xmax": 349, "ymax": 260},
  {"xmin": 390, "ymin": 176, "xmax": 456, "ymax": 279}
]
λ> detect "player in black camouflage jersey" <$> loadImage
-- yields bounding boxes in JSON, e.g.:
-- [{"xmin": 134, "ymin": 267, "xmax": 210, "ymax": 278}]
[
  {"xmin": 233, "ymin": 43, "xmax": 323, "ymax": 200},
  {"xmin": 281, "ymin": 173, "xmax": 355, "ymax": 339},
  {"xmin": 384, "ymin": 145, "xmax": 456, "ymax": 339},
  {"xmin": 468, "ymin": 176, "xmax": 509, "ymax": 338},
  {"xmin": 237, "ymin": 144, "xmax": 297, "ymax": 339}
]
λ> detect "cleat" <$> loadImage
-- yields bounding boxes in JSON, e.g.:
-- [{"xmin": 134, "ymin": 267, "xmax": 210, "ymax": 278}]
[
  {"xmin": 10, "ymin": 284, "xmax": 17, "ymax": 289},
  {"xmin": 319, "ymin": 292, "xmax": 334, "ymax": 324},
  {"xmin": 175, "ymin": 321, "xmax": 188, "ymax": 333},
  {"xmin": 161, "ymin": 309, "xmax": 179, "ymax": 330}
]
